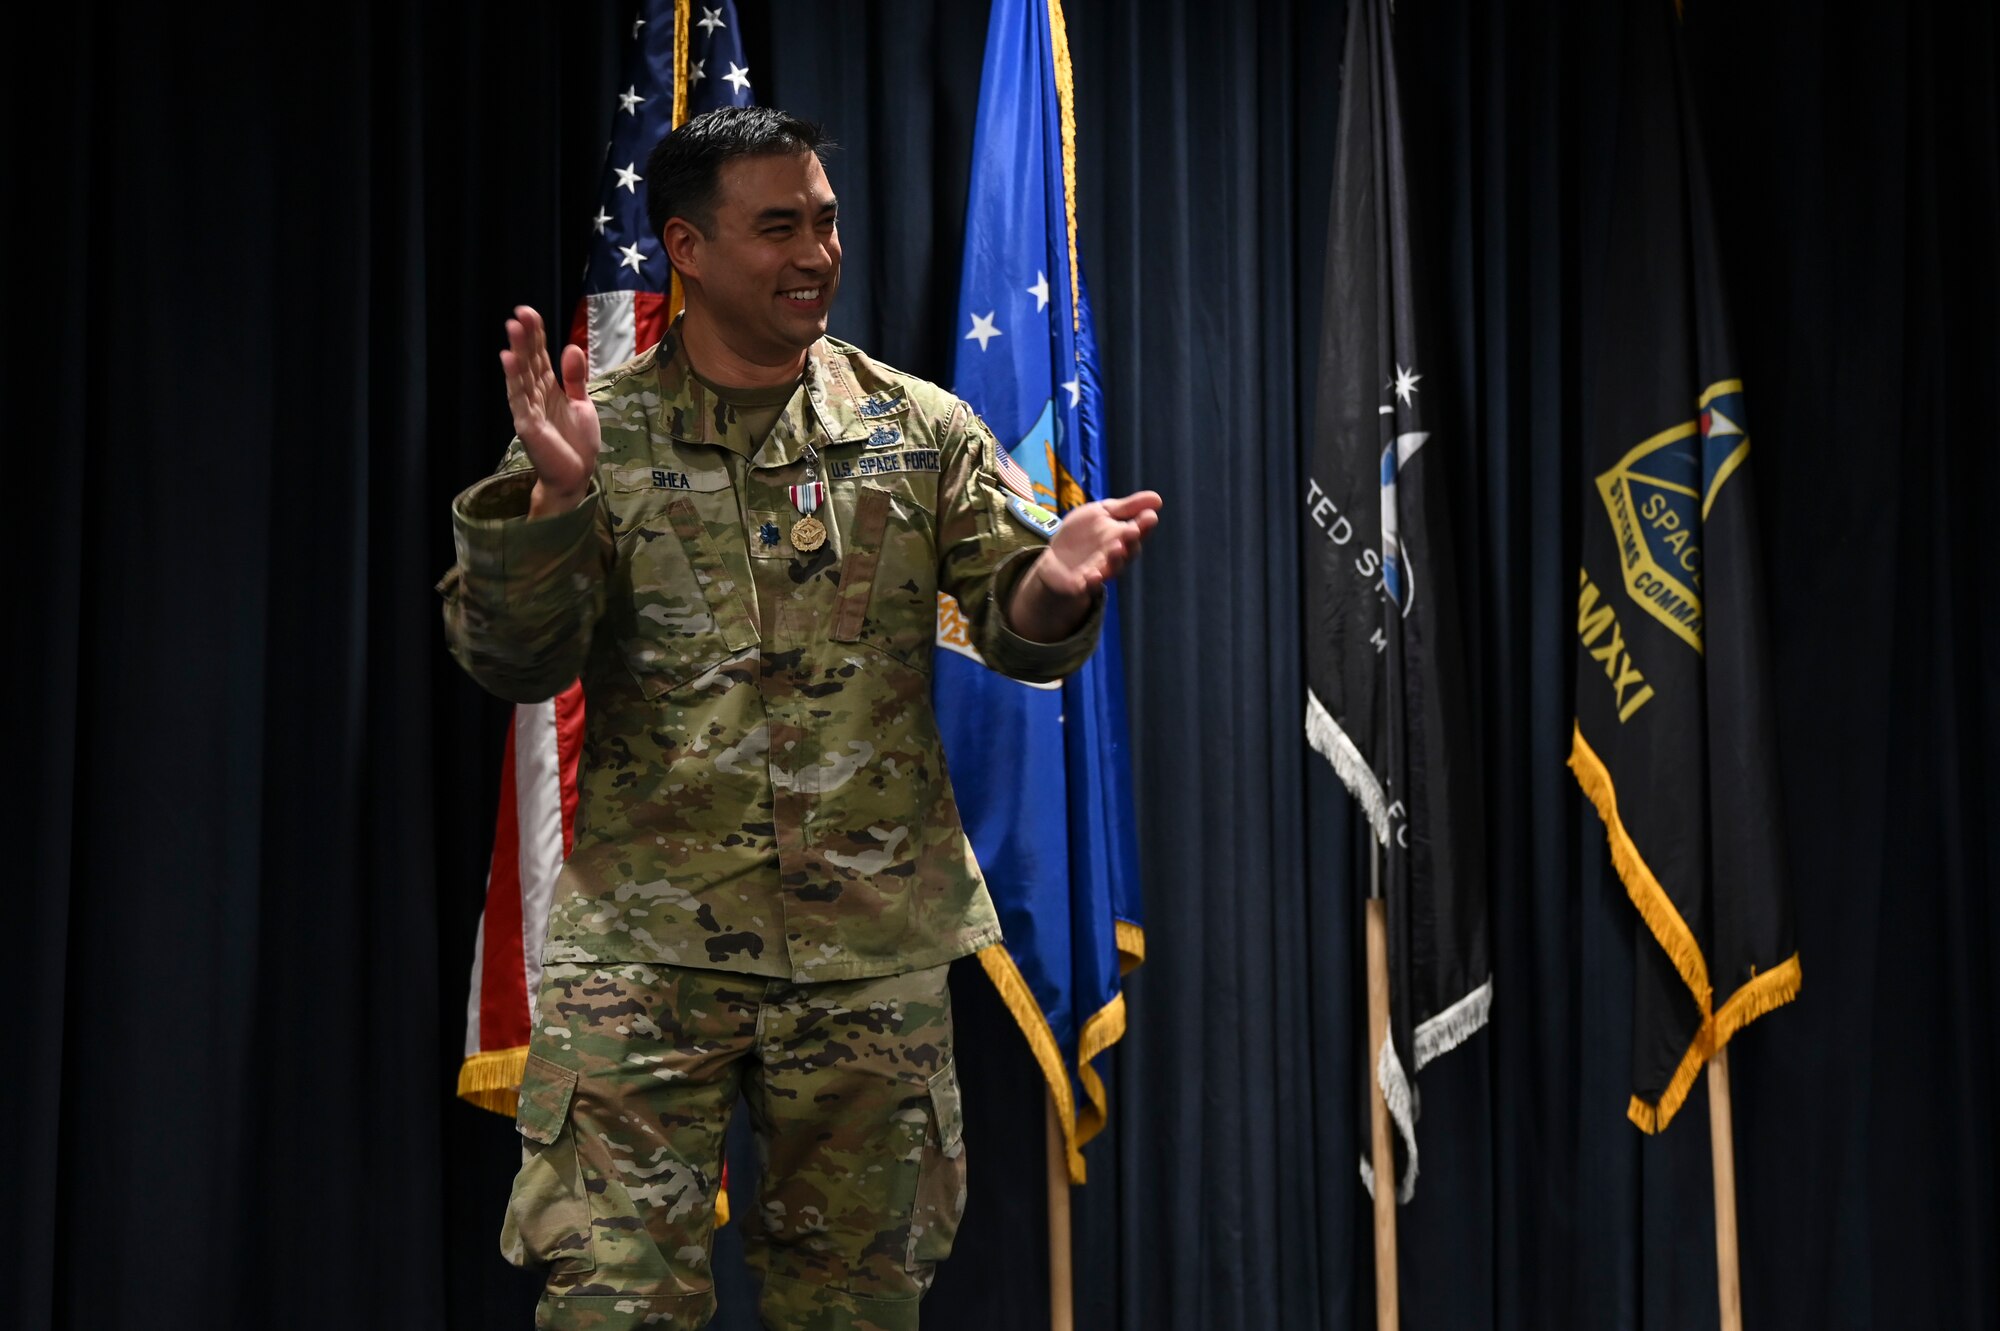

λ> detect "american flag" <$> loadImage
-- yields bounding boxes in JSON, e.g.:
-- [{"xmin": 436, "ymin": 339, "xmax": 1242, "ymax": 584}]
[
  {"xmin": 457, "ymin": 0, "xmax": 754, "ymax": 1118},
  {"xmin": 567, "ymin": 0, "xmax": 754, "ymax": 371},
  {"xmin": 994, "ymin": 441, "xmax": 1037, "ymax": 501}
]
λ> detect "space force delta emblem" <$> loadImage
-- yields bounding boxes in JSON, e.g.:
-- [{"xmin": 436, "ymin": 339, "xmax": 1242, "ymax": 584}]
[{"xmin": 1595, "ymin": 379, "xmax": 1753, "ymax": 654}]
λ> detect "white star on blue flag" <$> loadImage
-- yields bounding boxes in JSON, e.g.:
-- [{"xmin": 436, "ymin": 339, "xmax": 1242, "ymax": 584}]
[{"xmin": 579, "ymin": 0, "xmax": 754, "ymax": 300}]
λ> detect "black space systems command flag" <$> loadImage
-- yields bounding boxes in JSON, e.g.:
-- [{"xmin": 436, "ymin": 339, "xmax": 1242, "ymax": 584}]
[
  {"xmin": 1305, "ymin": 0, "xmax": 1488, "ymax": 1202},
  {"xmin": 1571, "ymin": 0, "xmax": 1800, "ymax": 1134}
]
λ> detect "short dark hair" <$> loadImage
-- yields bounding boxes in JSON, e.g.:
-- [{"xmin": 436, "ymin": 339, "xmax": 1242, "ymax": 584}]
[{"xmin": 645, "ymin": 107, "xmax": 830, "ymax": 241}]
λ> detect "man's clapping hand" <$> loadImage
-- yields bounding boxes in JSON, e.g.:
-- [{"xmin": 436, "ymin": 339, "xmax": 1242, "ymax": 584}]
[
  {"xmin": 500, "ymin": 305, "xmax": 602, "ymax": 519},
  {"xmin": 1008, "ymin": 490, "xmax": 1164, "ymax": 641}
]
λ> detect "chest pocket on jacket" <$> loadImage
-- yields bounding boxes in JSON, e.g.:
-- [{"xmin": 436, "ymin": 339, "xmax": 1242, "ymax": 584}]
[
  {"xmin": 614, "ymin": 494, "xmax": 759, "ymax": 697},
  {"xmin": 829, "ymin": 483, "xmax": 937, "ymax": 673}
]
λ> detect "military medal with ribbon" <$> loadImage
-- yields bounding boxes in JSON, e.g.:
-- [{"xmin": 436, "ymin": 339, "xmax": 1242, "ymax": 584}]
[{"xmin": 789, "ymin": 445, "xmax": 828, "ymax": 552}]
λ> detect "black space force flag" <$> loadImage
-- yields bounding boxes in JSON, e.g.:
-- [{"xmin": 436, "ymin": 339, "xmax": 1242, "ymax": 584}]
[
  {"xmin": 1571, "ymin": 0, "xmax": 1800, "ymax": 1133},
  {"xmin": 1305, "ymin": 0, "xmax": 1488, "ymax": 1202}
]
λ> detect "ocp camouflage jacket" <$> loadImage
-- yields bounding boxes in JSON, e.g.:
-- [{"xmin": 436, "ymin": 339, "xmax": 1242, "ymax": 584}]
[{"xmin": 441, "ymin": 329, "xmax": 1101, "ymax": 982}]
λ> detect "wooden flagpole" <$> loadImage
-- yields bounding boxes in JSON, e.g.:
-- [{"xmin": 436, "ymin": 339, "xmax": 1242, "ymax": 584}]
[
  {"xmin": 1709, "ymin": 1047, "xmax": 1743, "ymax": 1331},
  {"xmin": 1365, "ymin": 870, "xmax": 1400, "ymax": 1328},
  {"xmin": 1047, "ymin": 1091, "xmax": 1074, "ymax": 1331}
]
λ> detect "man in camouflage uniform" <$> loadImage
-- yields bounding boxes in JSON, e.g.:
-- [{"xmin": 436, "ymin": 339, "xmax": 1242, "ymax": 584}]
[{"xmin": 441, "ymin": 107, "xmax": 1161, "ymax": 1331}]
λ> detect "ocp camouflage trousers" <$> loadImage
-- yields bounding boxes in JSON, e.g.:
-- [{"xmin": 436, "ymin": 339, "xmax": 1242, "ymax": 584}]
[{"xmin": 500, "ymin": 962, "xmax": 967, "ymax": 1331}]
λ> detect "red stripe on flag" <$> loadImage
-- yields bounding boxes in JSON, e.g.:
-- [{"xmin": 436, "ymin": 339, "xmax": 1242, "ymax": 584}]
[
  {"xmin": 554, "ymin": 682, "xmax": 587, "ymax": 854},
  {"xmin": 632, "ymin": 290, "xmax": 672, "ymax": 357},
  {"xmin": 478, "ymin": 717, "xmax": 529, "ymax": 1052},
  {"xmin": 997, "ymin": 447, "xmax": 1035, "ymax": 501}
]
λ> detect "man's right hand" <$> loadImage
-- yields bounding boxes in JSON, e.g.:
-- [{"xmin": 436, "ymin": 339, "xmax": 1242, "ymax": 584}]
[{"xmin": 500, "ymin": 305, "xmax": 602, "ymax": 519}]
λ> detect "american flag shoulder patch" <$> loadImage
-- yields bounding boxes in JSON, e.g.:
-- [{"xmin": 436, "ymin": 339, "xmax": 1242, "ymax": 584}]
[{"xmin": 996, "ymin": 443, "xmax": 1037, "ymax": 501}]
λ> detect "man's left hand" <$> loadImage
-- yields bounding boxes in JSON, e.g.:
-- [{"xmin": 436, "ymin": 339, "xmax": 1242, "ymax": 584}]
[{"xmin": 1008, "ymin": 491, "xmax": 1163, "ymax": 641}]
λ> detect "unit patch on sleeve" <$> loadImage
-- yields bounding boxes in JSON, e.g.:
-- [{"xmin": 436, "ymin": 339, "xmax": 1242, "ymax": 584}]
[{"xmin": 1006, "ymin": 494, "xmax": 1063, "ymax": 540}]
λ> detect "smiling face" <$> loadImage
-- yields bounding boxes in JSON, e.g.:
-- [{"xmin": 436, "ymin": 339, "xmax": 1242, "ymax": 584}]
[{"xmin": 668, "ymin": 151, "xmax": 841, "ymax": 369}]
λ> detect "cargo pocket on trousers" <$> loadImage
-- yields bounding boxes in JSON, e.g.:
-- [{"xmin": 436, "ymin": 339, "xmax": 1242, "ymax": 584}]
[
  {"xmin": 499, "ymin": 1054, "xmax": 596, "ymax": 1275},
  {"xmin": 908, "ymin": 1058, "xmax": 968, "ymax": 1267}
]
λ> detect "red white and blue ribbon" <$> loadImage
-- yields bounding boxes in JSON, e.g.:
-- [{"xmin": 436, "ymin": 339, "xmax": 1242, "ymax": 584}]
[{"xmin": 789, "ymin": 481, "xmax": 825, "ymax": 515}]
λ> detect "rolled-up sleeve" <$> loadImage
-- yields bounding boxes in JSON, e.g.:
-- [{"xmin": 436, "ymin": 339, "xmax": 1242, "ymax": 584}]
[{"xmin": 438, "ymin": 463, "xmax": 615, "ymax": 703}]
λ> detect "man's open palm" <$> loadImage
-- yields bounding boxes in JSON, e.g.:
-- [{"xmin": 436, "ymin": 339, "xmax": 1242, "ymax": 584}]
[
  {"xmin": 1039, "ymin": 491, "xmax": 1163, "ymax": 597},
  {"xmin": 500, "ymin": 305, "xmax": 601, "ymax": 510}
]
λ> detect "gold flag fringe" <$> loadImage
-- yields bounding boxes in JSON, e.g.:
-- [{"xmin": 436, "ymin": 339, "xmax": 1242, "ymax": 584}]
[
  {"xmin": 1076, "ymin": 923, "xmax": 1147, "ymax": 1144},
  {"xmin": 1570, "ymin": 724, "xmax": 1711, "ymax": 1012},
  {"xmin": 1626, "ymin": 955, "xmax": 1801, "ymax": 1133},
  {"xmin": 979, "ymin": 946, "xmax": 1087, "ymax": 1182},
  {"xmin": 1047, "ymin": 0, "xmax": 1082, "ymax": 327},
  {"xmin": 1627, "ymin": 1026, "xmax": 1712, "ymax": 1134},
  {"xmin": 456, "ymin": 1046, "xmax": 530, "ymax": 1117},
  {"xmin": 979, "ymin": 920, "xmax": 1146, "ymax": 1185},
  {"xmin": 1115, "ymin": 919, "xmax": 1146, "ymax": 975},
  {"xmin": 671, "ymin": 0, "xmax": 690, "ymax": 128},
  {"xmin": 1713, "ymin": 951, "xmax": 1803, "ymax": 1047},
  {"xmin": 1571, "ymin": 721, "xmax": 1802, "ymax": 1133},
  {"xmin": 665, "ymin": 0, "xmax": 693, "ymax": 327},
  {"xmin": 1075, "ymin": 993, "xmax": 1125, "ymax": 1142}
]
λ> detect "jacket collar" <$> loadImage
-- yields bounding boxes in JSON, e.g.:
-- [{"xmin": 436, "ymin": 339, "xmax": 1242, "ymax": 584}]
[{"xmin": 650, "ymin": 320, "xmax": 876, "ymax": 467}]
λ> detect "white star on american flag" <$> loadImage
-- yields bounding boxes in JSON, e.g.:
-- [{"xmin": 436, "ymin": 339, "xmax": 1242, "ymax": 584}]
[
  {"xmin": 689, "ymin": 57, "xmax": 706, "ymax": 87},
  {"xmin": 698, "ymin": 6, "xmax": 726, "ymax": 35},
  {"xmin": 1063, "ymin": 379, "xmax": 1081, "ymax": 406},
  {"xmin": 617, "ymin": 86, "xmax": 644, "ymax": 115},
  {"xmin": 723, "ymin": 61, "xmax": 752, "ymax": 95},
  {"xmin": 618, "ymin": 243, "xmax": 648, "ymax": 274},
  {"xmin": 1028, "ymin": 270, "xmax": 1050, "ymax": 312},
  {"xmin": 592, "ymin": 207, "xmax": 611, "ymax": 235},
  {"xmin": 632, "ymin": 15, "xmax": 645, "ymax": 38},
  {"xmin": 614, "ymin": 163, "xmax": 642, "ymax": 193}
]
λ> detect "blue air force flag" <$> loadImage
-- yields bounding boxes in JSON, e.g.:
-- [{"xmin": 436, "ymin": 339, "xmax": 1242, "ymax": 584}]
[
  {"xmin": 938, "ymin": 0, "xmax": 1144, "ymax": 1184},
  {"xmin": 1304, "ymin": 0, "xmax": 1490, "ymax": 1202}
]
